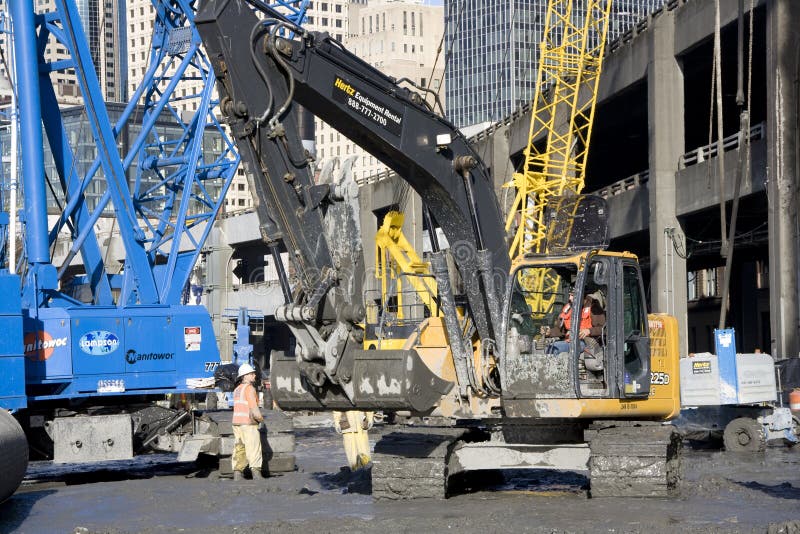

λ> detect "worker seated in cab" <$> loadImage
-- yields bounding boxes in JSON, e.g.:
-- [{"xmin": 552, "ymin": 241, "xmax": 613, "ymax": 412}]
[
  {"xmin": 544, "ymin": 289, "xmax": 606, "ymax": 366},
  {"xmin": 581, "ymin": 290, "xmax": 606, "ymax": 372}
]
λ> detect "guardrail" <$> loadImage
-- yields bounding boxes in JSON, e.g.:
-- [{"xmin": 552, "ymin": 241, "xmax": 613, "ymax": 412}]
[
  {"xmin": 591, "ymin": 171, "xmax": 650, "ymax": 199},
  {"xmin": 679, "ymin": 122, "xmax": 765, "ymax": 169},
  {"xmin": 605, "ymin": 0, "xmax": 688, "ymax": 55},
  {"xmin": 356, "ymin": 168, "xmax": 397, "ymax": 187}
]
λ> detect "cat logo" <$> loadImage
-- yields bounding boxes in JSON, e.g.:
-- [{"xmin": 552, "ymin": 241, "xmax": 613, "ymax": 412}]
[{"xmin": 24, "ymin": 331, "xmax": 69, "ymax": 361}]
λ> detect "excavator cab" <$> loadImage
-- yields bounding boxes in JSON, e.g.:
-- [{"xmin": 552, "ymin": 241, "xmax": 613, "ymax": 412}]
[{"xmin": 502, "ymin": 250, "xmax": 652, "ymax": 415}]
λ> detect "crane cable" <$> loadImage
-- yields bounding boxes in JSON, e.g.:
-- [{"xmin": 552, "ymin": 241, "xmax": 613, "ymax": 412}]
[
  {"xmin": 712, "ymin": 0, "xmax": 728, "ymax": 257},
  {"xmin": 718, "ymin": 0, "xmax": 755, "ymax": 329}
]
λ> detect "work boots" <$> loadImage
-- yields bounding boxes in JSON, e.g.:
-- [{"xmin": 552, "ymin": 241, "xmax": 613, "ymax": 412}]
[
  {"xmin": 251, "ymin": 469, "xmax": 267, "ymax": 480},
  {"xmin": 233, "ymin": 470, "xmax": 244, "ymax": 482}
]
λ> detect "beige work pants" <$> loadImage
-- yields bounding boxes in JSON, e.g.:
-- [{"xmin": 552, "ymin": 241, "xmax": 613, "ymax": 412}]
[{"xmin": 232, "ymin": 424, "xmax": 263, "ymax": 472}]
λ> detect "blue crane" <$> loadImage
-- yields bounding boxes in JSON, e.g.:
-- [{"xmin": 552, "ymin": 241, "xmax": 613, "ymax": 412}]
[{"xmin": 0, "ymin": 0, "xmax": 308, "ymax": 503}]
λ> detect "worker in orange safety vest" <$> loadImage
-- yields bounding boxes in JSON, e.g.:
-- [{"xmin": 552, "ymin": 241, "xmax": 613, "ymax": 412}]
[
  {"xmin": 544, "ymin": 289, "xmax": 594, "ymax": 354},
  {"xmin": 232, "ymin": 362, "xmax": 265, "ymax": 481}
]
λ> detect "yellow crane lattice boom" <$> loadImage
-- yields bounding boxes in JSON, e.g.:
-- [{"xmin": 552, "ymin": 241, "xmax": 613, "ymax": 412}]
[{"xmin": 505, "ymin": 0, "xmax": 613, "ymax": 259}]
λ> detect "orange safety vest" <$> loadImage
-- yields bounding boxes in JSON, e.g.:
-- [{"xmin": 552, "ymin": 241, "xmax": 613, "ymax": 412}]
[
  {"xmin": 579, "ymin": 306, "xmax": 592, "ymax": 331},
  {"xmin": 559, "ymin": 304, "xmax": 592, "ymax": 340},
  {"xmin": 232, "ymin": 383, "xmax": 257, "ymax": 425},
  {"xmin": 558, "ymin": 303, "xmax": 573, "ymax": 330}
]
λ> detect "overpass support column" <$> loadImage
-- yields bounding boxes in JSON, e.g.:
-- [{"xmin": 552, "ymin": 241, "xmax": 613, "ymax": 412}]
[
  {"xmin": 766, "ymin": 0, "xmax": 800, "ymax": 359},
  {"xmin": 647, "ymin": 9, "xmax": 688, "ymax": 356},
  {"xmin": 489, "ymin": 125, "xmax": 515, "ymax": 196}
]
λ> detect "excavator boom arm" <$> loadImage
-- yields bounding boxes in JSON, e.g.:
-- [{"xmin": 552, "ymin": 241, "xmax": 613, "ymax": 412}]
[{"xmin": 196, "ymin": 0, "xmax": 510, "ymax": 410}]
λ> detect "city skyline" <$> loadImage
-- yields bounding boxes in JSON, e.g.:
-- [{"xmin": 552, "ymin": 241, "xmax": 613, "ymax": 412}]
[{"xmin": 443, "ymin": 0, "xmax": 668, "ymax": 128}]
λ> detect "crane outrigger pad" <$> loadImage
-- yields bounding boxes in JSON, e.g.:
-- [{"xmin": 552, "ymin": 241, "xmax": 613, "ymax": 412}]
[{"xmin": 271, "ymin": 349, "xmax": 454, "ymax": 412}]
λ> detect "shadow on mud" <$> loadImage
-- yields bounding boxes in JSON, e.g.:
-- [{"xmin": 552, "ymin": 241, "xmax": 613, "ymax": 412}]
[
  {"xmin": 450, "ymin": 469, "xmax": 589, "ymax": 496},
  {"xmin": 24, "ymin": 455, "xmax": 199, "ymax": 487},
  {"xmin": 737, "ymin": 481, "xmax": 800, "ymax": 500},
  {"xmin": 312, "ymin": 466, "xmax": 372, "ymax": 495},
  {"xmin": 0, "ymin": 489, "xmax": 57, "ymax": 532}
]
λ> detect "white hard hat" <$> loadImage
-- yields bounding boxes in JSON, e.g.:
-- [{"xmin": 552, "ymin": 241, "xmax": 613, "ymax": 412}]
[{"xmin": 237, "ymin": 362, "xmax": 256, "ymax": 378}]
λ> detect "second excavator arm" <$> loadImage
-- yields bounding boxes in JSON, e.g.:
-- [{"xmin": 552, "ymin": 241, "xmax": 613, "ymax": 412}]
[{"xmin": 196, "ymin": 0, "xmax": 510, "ymax": 411}]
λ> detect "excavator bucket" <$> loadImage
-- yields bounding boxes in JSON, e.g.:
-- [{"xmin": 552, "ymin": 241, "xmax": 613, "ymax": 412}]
[{"xmin": 271, "ymin": 349, "xmax": 453, "ymax": 412}]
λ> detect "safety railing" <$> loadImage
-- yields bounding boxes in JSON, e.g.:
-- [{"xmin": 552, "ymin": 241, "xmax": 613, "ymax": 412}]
[
  {"xmin": 605, "ymin": 0, "xmax": 689, "ymax": 55},
  {"xmin": 363, "ymin": 288, "xmax": 434, "ymax": 330},
  {"xmin": 219, "ymin": 206, "xmax": 256, "ymax": 219},
  {"xmin": 679, "ymin": 122, "xmax": 765, "ymax": 169},
  {"xmin": 591, "ymin": 171, "xmax": 650, "ymax": 199},
  {"xmin": 356, "ymin": 168, "xmax": 397, "ymax": 187}
]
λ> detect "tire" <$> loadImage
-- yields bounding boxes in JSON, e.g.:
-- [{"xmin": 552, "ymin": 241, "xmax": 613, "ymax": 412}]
[
  {"xmin": 0, "ymin": 410, "xmax": 29, "ymax": 503},
  {"xmin": 723, "ymin": 417, "xmax": 766, "ymax": 452}
]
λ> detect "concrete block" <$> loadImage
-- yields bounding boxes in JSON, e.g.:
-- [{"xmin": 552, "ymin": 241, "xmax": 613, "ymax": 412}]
[
  {"xmin": 265, "ymin": 454, "xmax": 296, "ymax": 473},
  {"xmin": 52, "ymin": 414, "xmax": 133, "ymax": 463}
]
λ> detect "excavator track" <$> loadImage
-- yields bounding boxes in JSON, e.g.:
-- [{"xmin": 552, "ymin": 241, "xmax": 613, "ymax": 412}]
[
  {"xmin": 371, "ymin": 428, "xmax": 468, "ymax": 500},
  {"xmin": 586, "ymin": 421, "xmax": 682, "ymax": 497}
]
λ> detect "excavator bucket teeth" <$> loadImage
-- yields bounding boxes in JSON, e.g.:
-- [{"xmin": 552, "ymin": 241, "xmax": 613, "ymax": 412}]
[{"xmin": 271, "ymin": 349, "xmax": 453, "ymax": 412}]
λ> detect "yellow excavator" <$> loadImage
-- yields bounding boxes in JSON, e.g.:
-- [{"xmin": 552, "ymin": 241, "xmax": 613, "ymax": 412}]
[
  {"xmin": 347, "ymin": 0, "xmax": 652, "ymax": 471},
  {"xmin": 198, "ymin": 0, "xmax": 683, "ymax": 499}
]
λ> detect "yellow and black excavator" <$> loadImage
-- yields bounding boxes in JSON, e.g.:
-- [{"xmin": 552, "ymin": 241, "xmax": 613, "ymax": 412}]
[
  {"xmin": 351, "ymin": 0, "xmax": 670, "ymax": 474},
  {"xmin": 197, "ymin": 0, "xmax": 683, "ymax": 499}
]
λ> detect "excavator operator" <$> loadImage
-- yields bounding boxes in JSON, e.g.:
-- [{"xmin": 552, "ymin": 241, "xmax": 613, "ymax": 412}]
[
  {"xmin": 544, "ymin": 289, "xmax": 605, "ymax": 357},
  {"xmin": 544, "ymin": 289, "xmax": 589, "ymax": 354},
  {"xmin": 581, "ymin": 290, "xmax": 607, "ymax": 372}
]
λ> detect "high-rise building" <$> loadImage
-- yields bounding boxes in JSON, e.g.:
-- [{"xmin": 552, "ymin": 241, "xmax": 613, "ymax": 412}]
[
  {"xmin": 0, "ymin": 0, "xmax": 127, "ymax": 104},
  {"xmin": 126, "ymin": 1, "xmax": 353, "ymax": 212},
  {"xmin": 444, "ymin": 0, "xmax": 667, "ymax": 129},
  {"xmin": 303, "ymin": 0, "xmax": 355, "ymax": 176},
  {"xmin": 125, "ymin": 0, "xmax": 154, "ymax": 102},
  {"xmin": 101, "ymin": 0, "xmax": 128, "ymax": 103},
  {"xmin": 314, "ymin": 0, "xmax": 445, "ymax": 182}
]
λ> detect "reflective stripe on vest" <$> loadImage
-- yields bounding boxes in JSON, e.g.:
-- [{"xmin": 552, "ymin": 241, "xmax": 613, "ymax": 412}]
[
  {"xmin": 579, "ymin": 306, "xmax": 592, "ymax": 331},
  {"xmin": 563, "ymin": 306, "xmax": 592, "ymax": 341},
  {"xmin": 232, "ymin": 383, "xmax": 255, "ymax": 425}
]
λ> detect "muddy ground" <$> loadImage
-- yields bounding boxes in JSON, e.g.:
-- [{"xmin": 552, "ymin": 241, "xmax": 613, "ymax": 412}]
[{"xmin": 2, "ymin": 424, "xmax": 799, "ymax": 534}]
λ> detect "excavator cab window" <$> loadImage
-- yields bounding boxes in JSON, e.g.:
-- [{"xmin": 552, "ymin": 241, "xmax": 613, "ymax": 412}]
[
  {"xmin": 620, "ymin": 262, "xmax": 651, "ymax": 398},
  {"xmin": 508, "ymin": 266, "xmax": 576, "ymax": 337},
  {"xmin": 577, "ymin": 259, "xmax": 610, "ymax": 395},
  {"xmin": 503, "ymin": 264, "xmax": 580, "ymax": 399}
]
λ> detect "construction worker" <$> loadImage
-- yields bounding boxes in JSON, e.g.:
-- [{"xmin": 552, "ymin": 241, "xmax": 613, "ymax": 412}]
[
  {"xmin": 232, "ymin": 362, "xmax": 265, "ymax": 480},
  {"xmin": 544, "ymin": 289, "xmax": 591, "ymax": 354},
  {"xmin": 581, "ymin": 290, "xmax": 607, "ymax": 372},
  {"xmin": 333, "ymin": 410, "xmax": 373, "ymax": 470}
]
